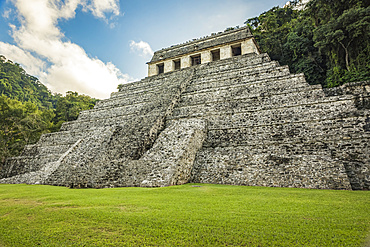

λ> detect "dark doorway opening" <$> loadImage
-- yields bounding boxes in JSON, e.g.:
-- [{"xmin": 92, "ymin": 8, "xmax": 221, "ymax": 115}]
[
  {"xmin": 232, "ymin": 45, "xmax": 242, "ymax": 56},
  {"xmin": 212, "ymin": 49, "xmax": 220, "ymax": 61},
  {"xmin": 157, "ymin": 63, "xmax": 164, "ymax": 74},
  {"xmin": 174, "ymin": 59, "xmax": 181, "ymax": 70},
  {"xmin": 191, "ymin": 55, "xmax": 201, "ymax": 66}
]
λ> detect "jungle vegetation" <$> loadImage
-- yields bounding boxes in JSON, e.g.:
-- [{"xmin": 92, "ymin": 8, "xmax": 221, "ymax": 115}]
[
  {"xmin": 0, "ymin": 56, "xmax": 97, "ymax": 164},
  {"xmin": 244, "ymin": 0, "xmax": 369, "ymax": 87}
]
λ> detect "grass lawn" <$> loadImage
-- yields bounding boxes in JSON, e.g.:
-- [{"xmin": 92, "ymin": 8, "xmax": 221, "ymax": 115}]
[{"xmin": 0, "ymin": 183, "xmax": 369, "ymax": 247}]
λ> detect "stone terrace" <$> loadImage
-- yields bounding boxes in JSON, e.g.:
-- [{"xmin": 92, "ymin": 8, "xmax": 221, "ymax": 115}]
[{"xmin": 1, "ymin": 30, "xmax": 369, "ymax": 190}]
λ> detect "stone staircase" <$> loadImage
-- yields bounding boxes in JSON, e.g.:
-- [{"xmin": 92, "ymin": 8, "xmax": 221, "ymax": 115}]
[
  {"xmin": 0, "ymin": 139, "xmax": 82, "ymax": 184},
  {"xmin": 166, "ymin": 53, "xmax": 369, "ymax": 190},
  {"xmin": 1, "ymin": 52, "xmax": 369, "ymax": 190},
  {"xmin": 1, "ymin": 69, "xmax": 196, "ymax": 187}
]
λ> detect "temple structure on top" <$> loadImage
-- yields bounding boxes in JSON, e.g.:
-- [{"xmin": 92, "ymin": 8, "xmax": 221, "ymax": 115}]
[
  {"xmin": 147, "ymin": 26, "xmax": 260, "ymax": 76},
  {"xmin": 1, "ymin": 26, "xmax": 369, "ymax": 190}
]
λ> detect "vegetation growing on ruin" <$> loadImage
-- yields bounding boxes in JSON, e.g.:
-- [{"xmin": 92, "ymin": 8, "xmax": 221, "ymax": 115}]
[
  {"xmin": 245, "ymin": 0, "xmax": 370, "ymax": 87},
  {"xmin": 0, "ymin": 184, "xmax": 369, "ymax": 246}
]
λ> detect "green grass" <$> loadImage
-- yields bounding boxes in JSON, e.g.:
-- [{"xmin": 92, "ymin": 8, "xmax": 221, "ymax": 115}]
[{"xmin": 0, "ymin": 184, "xmax": 369, "ymax": 247}]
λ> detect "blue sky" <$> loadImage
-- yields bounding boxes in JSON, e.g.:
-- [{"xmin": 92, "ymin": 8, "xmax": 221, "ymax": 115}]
[{"xmin": 0, "ymin": 0, "xmax": 288, "ymax": 98}]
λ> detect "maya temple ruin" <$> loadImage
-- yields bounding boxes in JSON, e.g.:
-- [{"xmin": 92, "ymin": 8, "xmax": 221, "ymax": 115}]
[{"xmin": 1, "ymin": 26, "xmax": 369, "ymax": 190}]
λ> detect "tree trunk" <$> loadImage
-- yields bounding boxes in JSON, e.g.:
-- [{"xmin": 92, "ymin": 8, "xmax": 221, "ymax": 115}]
[{"xmin": 338, "ymin": 40, "xmax": 352, "ymax": 72}]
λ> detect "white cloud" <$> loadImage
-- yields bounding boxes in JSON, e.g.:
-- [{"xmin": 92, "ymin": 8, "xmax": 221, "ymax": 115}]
[
  {"xmin": 1, "ymin": 0, "xmax": 130, "ymax": 99},
  {"xmin": 2, "ymin": 8, "xmax": 12, "ymax": 19},
  {"xmin": 0, "ymin": 42, "xmax": 46, "ymax": 77},
  {"xmin": 43, "ymin": 49, "xmax": 132, "ymax": 98},
  {"xmin": 82, "ymin": 0, "xmax": 120, "ymax": 20},
  {"xmin": 130, "ymin": 40, "xmax": 154, "ymax": 57}
]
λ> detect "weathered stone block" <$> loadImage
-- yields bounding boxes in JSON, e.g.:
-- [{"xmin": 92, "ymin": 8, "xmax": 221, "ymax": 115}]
[{"xmin": 140, "ymin": 118, "xmax": 206, "ymax": 186}]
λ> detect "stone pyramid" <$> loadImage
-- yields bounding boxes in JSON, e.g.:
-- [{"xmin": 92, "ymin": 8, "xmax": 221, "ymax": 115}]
[{"xmin": 1, "ymin": 27, "xmax": 369, "ymax": 190}]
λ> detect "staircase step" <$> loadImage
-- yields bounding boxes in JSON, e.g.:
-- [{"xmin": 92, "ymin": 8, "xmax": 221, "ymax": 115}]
[
  {"xmin": 38, "ymin": 127, "xmax": 108, "ymax": 145},
  {"xmin": 193, "ymin": 61, "xmax": 281, "ymax": 83},
  {"xmin": 204, "ymin": 116, "xmax": 369, "ymax": 147},
  {"xmin": 78, "ymin": 101, "xmax": 165, "ymax": 121},
  {"xmin": 188, "ymin": 66, "xmax": 291, "ymax": 94},
  {"xmin": 172, "ymin": 88, "xmax": 353, "ymax": 119},
  {"xmin": 21, "ymin": 143, "xmax": 72, "ymax": 156},
  {"xmin": 194, "ymin": 53, "xmax": 271, "ymax": 76},
  {"xmin": 60, "ymin": 111, "xmax": 162, "ymax": 131},
  {"xmin": 191, "ymin": 147, "xmax": 351, "ymax": 189},
  {"xmin": 112, "ymin": 68, "xmax": 192, "ymax": 98},
  {"xmin": 169, "ymin": 98, "xmax": 361, "ymax": 129},
  {"xmin": 186, "ymin": 73, "xmax": 309, "ymax": 95},
  {"xmin": 179, "ymin": 75, "xmax": 316, "ymax": 107}
]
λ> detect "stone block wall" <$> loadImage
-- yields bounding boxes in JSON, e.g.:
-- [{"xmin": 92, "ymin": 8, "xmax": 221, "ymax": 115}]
[
  {"xmin": 1, "ymin": 51, "xmax": 369, "ymax": 190},
  {"xmin": 147, "ymin": 27, "xmax": 259, "ymax": 77},
  {"xmin": 166, "ymin": 54, "xmax": 369, "ymax": 190},
  {"xmin": 150, "ymin": 26, "xmax": 253, "ymax": 63}
]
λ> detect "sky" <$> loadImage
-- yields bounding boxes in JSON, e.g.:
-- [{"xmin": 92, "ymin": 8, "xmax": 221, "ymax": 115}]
[{"xmin": 0, "ymin": 0, "xmax": 289, "ymax": 99}]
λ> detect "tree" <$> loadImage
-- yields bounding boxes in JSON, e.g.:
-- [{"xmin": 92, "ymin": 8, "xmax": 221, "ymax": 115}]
[
  {"xmin": 314, "ymin": 6, "xmax": 370, "ymax": 71},
  {"xmin": 0, "ymin": 56, "xmax": 98, "ymax": 166},
  {"xmin": 245, "ymin": 0, "xmax": 370, "ymax": 87},
  {"xmin": 51, "ymin": 91, "xmax": 98, "ymax": 131},
  {"xmin": 0, "ymin": 96, "xmax": 54, "ymax": 164},
  {"xmin": 0, "ymin": 55, "xmax": 56, "ymax": 109}
]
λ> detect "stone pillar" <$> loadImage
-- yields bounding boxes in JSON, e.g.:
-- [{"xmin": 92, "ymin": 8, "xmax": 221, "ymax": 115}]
[
  {"xmin": 164, "ymin": 60, "xmax": 174, "ymax": 73},
  {"xmin": 201, "ymin": 50, "xmax": 212, "ymax": 64},
  {"xmin": 181, "ymin": 56, "xmax": 191, "ymax": 69},
  {"xmin": 241, "ymin": 38, "xmax": 260, "ymax": 55},
  {"xmin": 148, "ymin": 64, "xmax": 157, "ymax": 77},
  {"xmin": 220, "ymin": 45, "xmax": 232, "ymax": 60}
]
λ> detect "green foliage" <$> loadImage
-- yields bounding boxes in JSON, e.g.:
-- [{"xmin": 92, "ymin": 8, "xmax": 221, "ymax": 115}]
[
  {"xmin": 0, "ymin": 96, "xmax": 54, "ymax": 163},
  {"xmin": 245, "ymin": 0, "xmax": 370, "ymax": 87},
  {"xmin": 51, "ymin": 91, "xmax": 98, "ymax": 132},
  {"xmin": 0, "ymin": 184, "xmax": 369, "ymax": 246},
  {"xmin": 224, "ymin": 25, "xmax": 239, "ymax": 32},
  {"xmin": 314, "ymin": 5, "xmax": 369, "ymax": 70},
  {"xmin": 0, "ymin": 55, "xmax": 55, "ymax": 109},
  {"xmin": 117, "ymin": 83, "xmax": 124, "ymax": 91},
  {"xmin": 246, "ymin": 6, "xmax": 299, "ymax": 63},
  {"xmin": 0, "ymin": 56, "xmax": 98, "ymax": 163}
]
